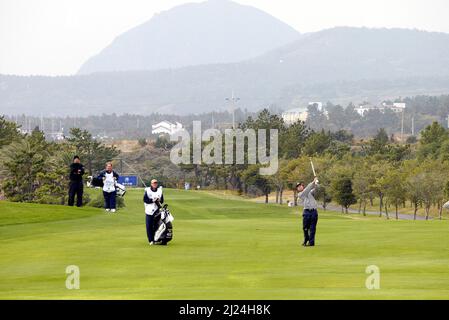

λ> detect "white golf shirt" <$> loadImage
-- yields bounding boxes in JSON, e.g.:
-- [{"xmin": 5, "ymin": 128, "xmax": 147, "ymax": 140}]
[{"xmin": 144, "ymin": 186, "xmax": 163, "ymax": 215}]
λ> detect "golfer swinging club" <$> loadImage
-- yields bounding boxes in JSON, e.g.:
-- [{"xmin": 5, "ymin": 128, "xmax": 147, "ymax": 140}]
[{"xmin": 296, "ymin": 160, "xmax": 319, "ymax": 247}]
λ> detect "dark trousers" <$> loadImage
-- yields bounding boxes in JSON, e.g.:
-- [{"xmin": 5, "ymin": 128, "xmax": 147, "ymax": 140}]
[
  {"xmin": 146, "ymin": 214, "xmax": 155, "ymax": 243},
  {"xmin": 303, "ymin": 209, "xmax": 318, "ymax": 245},
  {"xmin": 68, "ymin": 181, "xmax": 83, "ymax": 207},
  {"xmin": 103, "ymin": 191, "xmax": 117, "ymax": 209}
]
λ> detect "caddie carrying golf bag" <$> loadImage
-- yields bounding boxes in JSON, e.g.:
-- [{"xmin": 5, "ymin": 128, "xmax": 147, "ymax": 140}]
[{"xmin": 153, "ymin": 204, "xmax": 174, "ymax": 245}]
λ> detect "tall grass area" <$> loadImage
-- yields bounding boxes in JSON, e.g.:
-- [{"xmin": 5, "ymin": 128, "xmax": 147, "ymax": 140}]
[{"xmin": 0, "ymin": 188, "xmax": 448, "ymax": 299}]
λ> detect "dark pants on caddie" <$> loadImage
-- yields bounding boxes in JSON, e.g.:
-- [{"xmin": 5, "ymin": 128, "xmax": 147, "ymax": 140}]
[
  {"xmin": 303, "ymin": 209, "xmax": 318, "ymax": 245},
  {"xmin": 103, "ymin": 191, "xmax": 117, "ymax": 209},
  {"xmin": 68, "ymin": 181, "xmax": 83, "ymax": 207},
  {"xmin": 146, "ymin": 214, "xmax": 155, "ymax": 243}
]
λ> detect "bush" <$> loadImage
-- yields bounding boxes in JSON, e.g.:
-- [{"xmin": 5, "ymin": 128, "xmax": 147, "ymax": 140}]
[
  {"xmin": 82, "ymin": 192, "xmax": 91, "ymax": 206},
  {"xmin": 87, "ymin": 192, "xmax": 125, "ymax": 208},
  {"xmin": 37, "ymin": 190, "xmax": 91, "ymax": 206},
  {"xmin": 138, "ymin": 138, "xmax": 147, "ymax": 147},
  {"xmin": 406, "ymin": 136, "xmax": 417, "ymax": 144},
  {"xmin": 154, "ymin": 136, "xmax": 175, "ymax": 150}
]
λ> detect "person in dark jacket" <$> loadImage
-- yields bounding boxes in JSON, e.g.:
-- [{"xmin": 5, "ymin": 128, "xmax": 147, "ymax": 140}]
[
  {"xmin": 97, "ymin": 162, "xmax": 119, "ymax": 213},
  {"xmin": 68, "ymin": 155, "xmax": 85, "ymax": 207},
  {"xmin": 143, "ymin": 179, "xmax": 164, "ymax": 245}
]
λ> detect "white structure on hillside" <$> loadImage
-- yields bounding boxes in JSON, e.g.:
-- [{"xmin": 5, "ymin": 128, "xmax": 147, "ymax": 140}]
[
  {"xmin": 152, "ymin": 121, "xmax": 183, "ymax": 135},
  {"xmin": 282, "ymin": 102, "xmax": 326, "ymax": 125},
  {"xmin": 382, "ymin": 102, "xmax": 406, "ymax": 113},
  {"xmin": 282, "ymin": 107, "xmax": 309, "ymax": 125},
  {"xmin": 355, "ymin": 102, "xmax": 406, "ymax": 117},
  {"xmin": 354, "ymin": 104, "xmax": 375, "ymax": 117}
]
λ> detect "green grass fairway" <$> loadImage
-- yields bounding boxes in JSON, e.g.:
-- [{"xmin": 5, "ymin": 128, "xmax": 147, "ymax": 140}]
[{"xmin": 1, "ymin": 189, "xmax": 449, "ymax": 300}]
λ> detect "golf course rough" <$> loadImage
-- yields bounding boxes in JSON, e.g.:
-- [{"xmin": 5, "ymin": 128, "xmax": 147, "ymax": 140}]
[{"xmin": 0, "ymin": 188, "xmax": 448, "ymax": 299}]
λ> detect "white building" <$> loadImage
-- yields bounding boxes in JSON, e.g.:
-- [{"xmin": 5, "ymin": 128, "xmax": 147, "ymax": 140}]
[
  {"xmin": 355, "ymin": 102, "xmax": 406, "ymax": 117},
  {"xmin": 152, "ymin": 121, "xmax": 183, "ymax": 135},
  {"xmin": 282, "ymin": 102, "xmax": 326, "ymax": 125},
  {"xmin": 355, "ymin": 105, "xmax": 374, "ymax": 117},
  {"xmin": 382, "ymin": 102, "xmax": 406, "ymax": 113},
  {"xmin": 282, "ymin": 108, "xmax": 309, "ymax": 125}
]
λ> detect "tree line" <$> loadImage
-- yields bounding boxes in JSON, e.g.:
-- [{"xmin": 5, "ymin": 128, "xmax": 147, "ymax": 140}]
[
  {"xmin": 0, "ymin": 116, "xmax": 118, "ymax": 204},
  {"xmin": 163, "ymin": 110, "xmax": 449, "ymax": 220},
  {"xmin": 306, "ymin": 95, "xmax": 449, "ymax": 137},
  {"xmin": 5, "ymin": 94, "xmax": 449, "ymax": 140},
  {"xmin": 2, "ymin": 111, "xmax": 449, "ymax": 220}
]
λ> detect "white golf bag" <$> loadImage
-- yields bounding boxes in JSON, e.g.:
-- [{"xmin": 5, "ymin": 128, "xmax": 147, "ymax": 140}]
[
  {"xmin": 115, "ymin": 182, "xmax": 126, "ymax": 197},
  {"xmin": 154, "ymin": 204, "xmax": 174, "ymax": 245}
]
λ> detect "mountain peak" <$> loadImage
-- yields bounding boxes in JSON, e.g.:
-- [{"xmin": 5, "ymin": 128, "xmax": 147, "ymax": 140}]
[{"xmin": 78, "ymin": 0, "xmax": 300, "ymax": 74}]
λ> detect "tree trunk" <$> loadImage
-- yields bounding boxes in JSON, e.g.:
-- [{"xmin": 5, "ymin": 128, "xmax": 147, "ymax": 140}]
[
  {"xmin": 275, "ymin": 189, "xmax": 279, "ymax": 204},
  {"xmin": 322, "ymin": 190, "xmax": 327, "ymax": 210},
  {"xmin": 363, "ymin": 202, "xmax": 367, "ymax": 216},
  {"xmin": 293, "ymin": 190, "xmax": 297, "ymax": 206},
  {"xmin": 379, "ymin": 195, "xmax": 383, "ymax": 217},
  {"xmin": 214, "ymin": 175, "xmax": 219, "ymax": 189},
  {"xmin": 279, "ymin": 188, "xmax": 283, "ymax": 205},
  {"xmin": 395, "ymin": 203, "xmax": 399, "ymax": 220},
  {"xmin": 358, "ymin": 200, "xmax": 362, "ymax": 214},
  {"xmin": 425, "ymin": 205, "xmax": 430, "ymax": 221},
  {"xmin": 384, "ymin": 201, "xmax": 389, "ymax": 220},
  {"xmin": 265, "ymin": 193, "xmax": 269, "ymax": 204},
  {"xmin": 414, "ymin": 203, "xmax": 418, "ymax": 220}
]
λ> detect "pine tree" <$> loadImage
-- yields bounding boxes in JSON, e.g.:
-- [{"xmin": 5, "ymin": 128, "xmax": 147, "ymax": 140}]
[
  {"xmin": 332, "ymin": 177, "xmax": 357, "ymax": 213},
  {"xmin": 0, "ymin": 130, "xmax": 49, "ymax": 202}
]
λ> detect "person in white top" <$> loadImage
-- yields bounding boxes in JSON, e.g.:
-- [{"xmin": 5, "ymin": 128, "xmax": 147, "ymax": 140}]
[
  {"xmin": 143, "ymin": 179, "xmax": 164, "ymax": 245},
  {"xmin": 98, "ymin": 162, "xmax": 119, "ymax": 213}
]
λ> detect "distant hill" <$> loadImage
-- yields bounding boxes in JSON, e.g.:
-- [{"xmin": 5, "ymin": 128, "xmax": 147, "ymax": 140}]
[
  {"xmin": 78, "ymin": 0, "xmax": 301, "ymax": 74},
  {"xmin": 253, "ymin": 27, "xmax": 449, "ymax": 82},
  {"xmin": 2, "ymin": 27, "xmax": 449, "ymax": 116}
]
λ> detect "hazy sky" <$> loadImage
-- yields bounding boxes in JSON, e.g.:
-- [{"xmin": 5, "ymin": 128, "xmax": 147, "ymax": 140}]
[{"xmin": 1, "ymin": 0, "xmax": 448, "ymax": 76}]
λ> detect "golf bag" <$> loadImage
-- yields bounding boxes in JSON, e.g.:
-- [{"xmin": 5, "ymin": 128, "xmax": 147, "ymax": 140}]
[
  {"xmin": 153, "ymin": 204, "xmax": 174, "ymax": 245},
  {"xmin": 88, "ymin": 176, "xmax": 104, "ymax": 188},
  {"xmin": 115, "ymin": 183, "xmax": 126, "ymax": 197}
]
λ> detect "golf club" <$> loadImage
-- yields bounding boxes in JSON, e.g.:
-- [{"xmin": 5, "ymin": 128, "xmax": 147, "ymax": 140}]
[{"xmin": 310, "ymin": 158, "xmax": 318, "ymax": 183}]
